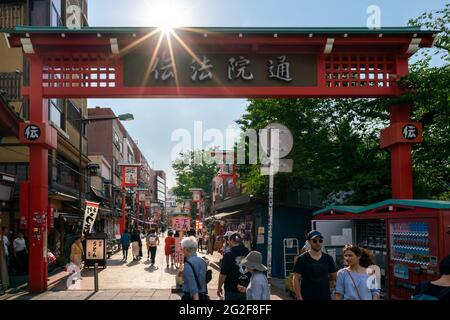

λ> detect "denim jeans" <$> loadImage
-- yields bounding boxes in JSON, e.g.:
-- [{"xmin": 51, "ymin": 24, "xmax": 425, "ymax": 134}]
[
  {"xmin": 225, "ymin": 291, "xmax": 247, "ymax": 300},
  {"xmin": 148, "ymin": 247, "xmax": 157, "ymax": 264}
]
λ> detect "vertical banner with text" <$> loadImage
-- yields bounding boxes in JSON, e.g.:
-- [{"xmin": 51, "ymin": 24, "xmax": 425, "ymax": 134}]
[{"xmin": 82, "ymin": 201, "xmax": 100, "ymax": 236}]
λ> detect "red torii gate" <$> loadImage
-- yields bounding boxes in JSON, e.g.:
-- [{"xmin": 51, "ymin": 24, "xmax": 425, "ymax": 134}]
[{"xmin": 3, "ymin": 26, "xmax": 435, "ymax": 292}]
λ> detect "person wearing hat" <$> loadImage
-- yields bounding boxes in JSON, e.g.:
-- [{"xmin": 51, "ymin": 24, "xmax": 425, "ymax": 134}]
[
  {"xmin": 222, "ymin": 231, "xmax": 234, "ymax": 255},
  {"xmin": 292, "ymin": 230, "xmax": 337, "ymax": 300},
  {"xmin": 237, "ymin": 251, "xmax": 270, "ymax": 300}
]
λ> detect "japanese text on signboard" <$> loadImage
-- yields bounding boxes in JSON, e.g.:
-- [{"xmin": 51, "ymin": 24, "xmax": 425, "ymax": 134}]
[
  {"xmin": 171, "ymin": 217, "xmax": 191, "ymax": 232},
  {"xmin": 86, "ymin": 239, "xmax": 104, "ymax": 260},
  {"xmin": 82, "ymin": 201, "xmax": 99, "ymax": 236}
]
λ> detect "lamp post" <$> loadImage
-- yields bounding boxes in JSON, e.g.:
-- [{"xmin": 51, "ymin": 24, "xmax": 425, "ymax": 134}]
[{"xmin": 76, "ymin": 112, "xmax": 134, "ymax": 216}]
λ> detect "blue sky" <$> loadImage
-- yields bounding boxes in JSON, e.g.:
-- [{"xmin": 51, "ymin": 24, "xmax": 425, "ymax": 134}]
[{"xmin": 87, "ymin": 0, "xmax": 445, "ymax": 188}]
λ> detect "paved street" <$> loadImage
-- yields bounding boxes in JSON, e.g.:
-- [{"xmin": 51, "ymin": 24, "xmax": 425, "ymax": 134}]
[{"xmin": 4, "ymin": 239, "xmax": 291, "ymax": 300}]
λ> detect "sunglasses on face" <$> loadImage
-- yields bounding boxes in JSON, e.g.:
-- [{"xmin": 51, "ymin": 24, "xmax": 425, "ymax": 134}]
[{"xmin": 311, "ymin": 239, "xmax": 323, "ymax": 244}]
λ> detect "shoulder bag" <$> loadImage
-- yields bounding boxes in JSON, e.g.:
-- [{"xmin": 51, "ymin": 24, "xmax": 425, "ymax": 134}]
[
  {"xmin": 185, "ymin": 260, "xmax": 210, "ymax": 300},
  {"xmin": 345, "ymin": 269, "xmax": 362, "ymax": 300}
]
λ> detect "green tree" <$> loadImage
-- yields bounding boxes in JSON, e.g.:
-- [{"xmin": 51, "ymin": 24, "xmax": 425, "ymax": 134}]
[{"xmin": 172, "ymin": 149, "xmax": 219, "ymax": 201}]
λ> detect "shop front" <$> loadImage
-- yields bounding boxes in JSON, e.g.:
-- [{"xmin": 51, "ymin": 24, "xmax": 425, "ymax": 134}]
[{"xmin": 209, "ymin": 195, "xmax": 313, "ymax": 278}]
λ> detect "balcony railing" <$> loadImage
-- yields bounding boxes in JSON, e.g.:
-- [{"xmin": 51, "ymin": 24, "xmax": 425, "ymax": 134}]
[
  {"xmin": 0, "ymin": 3, "xmax": 26, "ymax": 29},
  {"xmin": 0, "ymin": 72, "xmax": 22, "ymax": 102}
]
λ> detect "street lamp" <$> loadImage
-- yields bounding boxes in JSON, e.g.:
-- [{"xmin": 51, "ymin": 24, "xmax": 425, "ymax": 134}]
[{"xmin": 76, "ymin": 112, "xmax": 134, "ymax": 214}]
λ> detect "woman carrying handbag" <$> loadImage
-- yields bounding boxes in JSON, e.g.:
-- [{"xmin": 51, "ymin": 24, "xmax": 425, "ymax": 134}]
[{"xmin": 335, "ymin": 245, "xmax": 380, "ymax": 300}]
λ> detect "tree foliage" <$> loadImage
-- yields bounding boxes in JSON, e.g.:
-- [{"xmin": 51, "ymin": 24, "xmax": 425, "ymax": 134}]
[
  {"xmin": 234, "ymin": 4, "xmax": 450, "ymax": 205},
  {"xmin": 172, "ymin": 149, "xmax": 219, "ymax": 201}
]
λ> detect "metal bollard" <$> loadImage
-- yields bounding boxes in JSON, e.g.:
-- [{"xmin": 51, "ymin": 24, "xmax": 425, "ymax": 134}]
[{"xmin": 94, "ymin": 263, "xmax": 99, "ymax": 292}]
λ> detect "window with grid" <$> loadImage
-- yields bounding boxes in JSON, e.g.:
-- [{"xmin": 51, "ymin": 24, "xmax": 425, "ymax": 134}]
[
  {"xmin": 325, "ymin": 55, "xmax": 397, "ymax": 88},
  {"xmin": 43, "ymin": 56, "xmax": 117, "ymax": 89}
]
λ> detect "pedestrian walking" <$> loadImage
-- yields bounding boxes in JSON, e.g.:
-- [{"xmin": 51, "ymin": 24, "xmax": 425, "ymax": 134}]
[
  {"xmin": 237, "ymin": 251, "xmax": 270, "ymax": 300},
  {"xmin": 197, "ymin": 229, "xmax": 203, "ymax": 252},
  {"xmin": 146, "ymin": 230, "xmax": 160, "ymax": 266},
  {"xmin": 217, "ymin": 233, "xmax": 250, "ymax": 300},
  {"xmin": 13, "ymin": 233, "xmax": 28, "ymax": 275},
  {"xmin": 413, "ymin": 255, "xmax": 450, "ymax": 300},
  {"xmin": 2, "ymin": 227, "xmax": 10, "ymax": 267},
  {"xmin": 165, "ymin": 230, "xmax": 175, "ymax": 268},
  {"xmin": 204, "ymin": 231, "xmax": 210, "ymax": 254},
  {"xmin": 181, "ymin": 236, "xmax": 209, "ymax": 300},
  {"xmin": 120, "ymin": 230, "xmax": 131, "ymax": 261},
  {"xmin": 292, "ymin": 230, "xmax": 337, "ymax": 300},
  {"xmin": 70, "ymin": 236, "xmax": 84, "ymax": 270},
  {"xmin": 335, "ymin": 245, "xmax": 380, "ymax": 300},
  {"xmin": 130, "ymin": 230, "xmax": 141, "ymax": 261}
]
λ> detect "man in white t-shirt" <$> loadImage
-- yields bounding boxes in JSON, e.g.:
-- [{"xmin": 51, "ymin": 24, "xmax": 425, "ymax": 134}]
[{"xmin": 13, "ymin": 233, "xmax": 28, "ymax": 275}]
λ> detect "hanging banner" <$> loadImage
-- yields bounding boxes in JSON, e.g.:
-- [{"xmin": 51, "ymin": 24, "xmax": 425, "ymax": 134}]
[
  {"xmin": 139, "ymin": 192, "xmax": 146, "ymax": 202},
  {"xmin": 174, "ymin": 237, "xmax": 183, "ymax": 265},
  {"xmin": 192, "ymin": 190, "xmax": 201, "ymax": 203},
  {"xmin": 123, "ymin": 166, "xmax": 138, "ymax": 186},
  {"xmin": 195, "ymin": 220, "xmax": 203, "ymax": 232},
  {"xmin": 82, "ymin": 201, "xmax": 100, "ymax": 236},
  {"xmin": 172, "ymin": 216, "xmax": 191, "ymax": 232}
]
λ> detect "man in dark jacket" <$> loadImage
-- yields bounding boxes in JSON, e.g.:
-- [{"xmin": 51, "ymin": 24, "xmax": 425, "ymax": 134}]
[{"xmin": 217, "ymin": 233, "xmax": 250, "ymax": 300}]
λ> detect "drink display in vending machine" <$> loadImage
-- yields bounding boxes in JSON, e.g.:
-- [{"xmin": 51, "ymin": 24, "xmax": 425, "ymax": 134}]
[{"xmin": 389, "ymin": 219, "xmax": 440, "ymax": 299}]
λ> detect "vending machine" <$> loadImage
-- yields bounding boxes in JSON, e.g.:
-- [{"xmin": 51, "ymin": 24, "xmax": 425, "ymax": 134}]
[
  {"xmin": 388, "ymin": 218, "xmax": 442, "ymax": 299},
  {"xmin": 313, "ymin": 199, "xmax": 450, "ymax": 300}
]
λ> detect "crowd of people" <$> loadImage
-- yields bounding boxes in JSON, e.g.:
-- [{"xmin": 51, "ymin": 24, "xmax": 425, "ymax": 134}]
[
  {"xmin": 179, "ymin": 228, "xmax": 450, "ymax": 301},
  {"xmin": 1, "ymin": 227, "xmax": 29, "ymax": 276},
  {"xmin": 3, "ymin": 224, "xmax": 449, "ymax": 301}
]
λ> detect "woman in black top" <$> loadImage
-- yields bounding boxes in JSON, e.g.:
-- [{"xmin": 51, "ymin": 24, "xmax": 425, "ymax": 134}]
[{"xmin": 413, "ymin": 255, "xmax": 450, "ymax": 300}]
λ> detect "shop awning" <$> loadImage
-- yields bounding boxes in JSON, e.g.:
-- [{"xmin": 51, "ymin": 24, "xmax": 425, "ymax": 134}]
[
  {"xmin": 90, "ymin": 186, "xmax": 108, "ymax": 201},
  {"xmin": 204, "ymin": 210, "xmax": 243, "ymax": 221},
  {"xmin": 49, "ymin": 190, "xmax": 78, "ymax": 202}
]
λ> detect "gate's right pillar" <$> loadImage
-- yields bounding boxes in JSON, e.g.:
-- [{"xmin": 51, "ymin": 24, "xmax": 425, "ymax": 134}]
[{"xmin": 380, "ymin": 103, "xmax": 422, "ymax": 199}]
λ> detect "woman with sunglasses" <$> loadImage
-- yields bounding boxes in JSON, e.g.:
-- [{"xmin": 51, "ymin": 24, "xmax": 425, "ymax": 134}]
[{"xmin": 335, "ymin": 245, "xmax": 380, "ymax": 300}]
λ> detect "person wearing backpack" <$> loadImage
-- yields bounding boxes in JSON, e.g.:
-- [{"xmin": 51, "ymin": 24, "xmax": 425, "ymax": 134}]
[
  {"xmin": 146, "ymin": 230, "xmax": 160, "ymax": 266},
  {"xmin": 181, "ymin": 236, "xmax": 209, "ymax": 300},
  {"xmin": 412, "ymin": 254, "xmax": 450, "ymax": 300}
]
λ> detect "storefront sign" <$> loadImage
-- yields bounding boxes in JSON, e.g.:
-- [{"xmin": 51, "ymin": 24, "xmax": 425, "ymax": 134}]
[
  {"xmin": 86, "ymin": 239, "xmax": 104, "ymax": 260},
  {"xmin": 258, "ymin": 227, "xmax": 265, "ymax": 235},
  {"xmin": 172, "ymin": 216, "xmax": 191, "ymax": 231},
  {"xmin": 139, "ymin": 192, "xmax": 146, "ymax": 202},
  {"xmin": 82, "ymin": 201, "xmax": 100, "ymax": 236}
]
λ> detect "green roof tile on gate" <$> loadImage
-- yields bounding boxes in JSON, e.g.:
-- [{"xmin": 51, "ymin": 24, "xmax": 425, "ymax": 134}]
[
  {"xmin": 312, "ymin": 199, "xmax": 450, "ymax": 216},
  {"xmin": 1, "ymin": 25, "xmax": 437, "ymax": 35}
]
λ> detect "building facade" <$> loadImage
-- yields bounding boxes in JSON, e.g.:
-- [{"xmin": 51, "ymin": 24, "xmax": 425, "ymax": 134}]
[{"xmin": 0, "ymin": 0, "xmax": 89, "ymax": 260}]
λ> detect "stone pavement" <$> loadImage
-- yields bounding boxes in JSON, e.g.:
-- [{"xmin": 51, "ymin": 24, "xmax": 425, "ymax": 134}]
[{"xmin": 3, "ymin": 239, "xmax": 292, "ymax": 300}]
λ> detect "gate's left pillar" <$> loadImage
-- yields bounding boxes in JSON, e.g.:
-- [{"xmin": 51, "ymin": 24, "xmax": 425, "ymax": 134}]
[{"xmin": 26, "ymin": 56, "xmax": 52, "ymax": 293}]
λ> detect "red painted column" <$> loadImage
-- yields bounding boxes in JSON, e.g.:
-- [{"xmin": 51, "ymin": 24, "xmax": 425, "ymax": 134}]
[
  {"xmin": 120, "ymin": 188, "xmax": 126, "ymax": 233},
  {"xmin": 143, "ymin": 203, "xmax": 147, "ymax": 232},
  {"xmin": 390, "ymin": 103, "xmax": 413, "ymax": 199},
  {"xmin": 136, "ymin": 193, "xmax": 140, "ymax": 230},
  {"xmin": 28, "ymin": 56, "xmax": 48, "ymax": 293}
]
